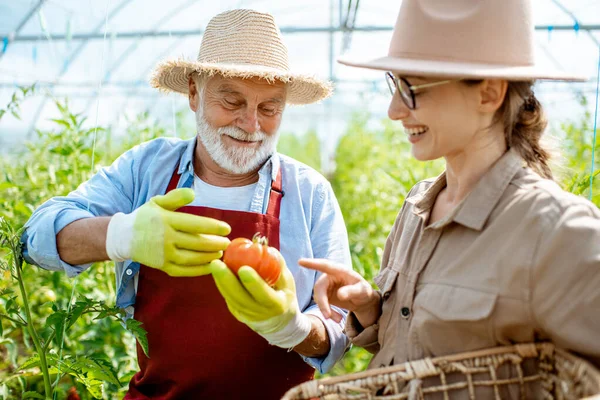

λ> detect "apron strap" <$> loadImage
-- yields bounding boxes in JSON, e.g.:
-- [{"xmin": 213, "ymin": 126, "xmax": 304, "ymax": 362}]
[
  {"xmin": 166, "ymin": 166, "xmax": 180, "ymax": 193},
  {"xmin": 266, "ymin": 167, "xmax": 283, "ymax": 219},
  {"xmin": 165, "ymin": 164, "xmax": 284, "ymax": 219}
]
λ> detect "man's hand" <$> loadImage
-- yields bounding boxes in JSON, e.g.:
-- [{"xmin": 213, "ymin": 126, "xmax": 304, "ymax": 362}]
[
  {"xmin": 299, "ymin": 258, "xmax": 381, "ymax": 328},
  {"xmin": 210, "ymin": 256, "xmax": 312, "ymax": 348},
  {"xmin": 106, "ymin": 188, "xmax": 231, "ymax": 277}
]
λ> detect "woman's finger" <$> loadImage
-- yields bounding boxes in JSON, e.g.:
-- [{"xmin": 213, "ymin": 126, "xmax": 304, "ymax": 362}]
[
  {"xmin": 299, "ymin": 258, "xmax": 347, "ymax": 276},
  {"xmin": 330, "ymin": 309, "xmax": 343, "ymax": 323}
]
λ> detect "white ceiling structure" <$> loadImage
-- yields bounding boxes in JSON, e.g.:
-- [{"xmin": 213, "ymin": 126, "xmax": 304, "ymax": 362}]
[{"xmin": 0, "ymin": 0, "xmax": 599, "ymax": 156}]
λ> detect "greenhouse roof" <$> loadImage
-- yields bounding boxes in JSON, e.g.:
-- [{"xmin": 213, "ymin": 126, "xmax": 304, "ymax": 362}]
[{"xmin": 1, "ymin": 0, "xmax": 599, "ymax": 150}]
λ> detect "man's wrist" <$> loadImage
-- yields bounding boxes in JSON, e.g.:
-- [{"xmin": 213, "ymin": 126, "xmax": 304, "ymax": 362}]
[
  {"xmin": 105, "ymin": 212, "xmax": 134, "ymax": 262},
  {"xmin": 251, "ymin": 312, "xmax": 312, "ymax": 349}
]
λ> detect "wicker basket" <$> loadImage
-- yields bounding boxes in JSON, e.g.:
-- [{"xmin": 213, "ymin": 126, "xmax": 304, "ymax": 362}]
[{"xmin": 282, "ymin": 343, "xmax": 600, "ymax": 400}]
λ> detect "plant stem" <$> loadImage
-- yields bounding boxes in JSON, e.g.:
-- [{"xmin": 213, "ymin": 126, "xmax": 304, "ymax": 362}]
[
  {"xmin": 42, "ymin": 331, "xmax": 56, "ymax": 353},
  {"xmin": 0, "ymin": 313, "xmax": 26, "ymax": 326},
  {"xmin": 13, "ymin": 249, "xmax": 53, "ymax": 399}
]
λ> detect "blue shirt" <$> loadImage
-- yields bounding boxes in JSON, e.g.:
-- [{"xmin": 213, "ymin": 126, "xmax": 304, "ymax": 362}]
[{"xmin": 22, "ymin": 136, "xmax": 352, "ymax": 373}]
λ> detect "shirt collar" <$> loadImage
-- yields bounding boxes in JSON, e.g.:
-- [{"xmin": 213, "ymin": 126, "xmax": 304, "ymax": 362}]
[
  {"xmin": 452, "ymin": 149, "xmax": 523, "ymax": 230},
  {"xmin": 178, "ymin": 137, "xmax": 196, "ymax": 175},
  {"xmin": 408, "ymin": 149, "xmax": 524, "ymax": 231},
  {"xmin": 179, "ymin": 136, "xmax": 280, "ymax": 181}
]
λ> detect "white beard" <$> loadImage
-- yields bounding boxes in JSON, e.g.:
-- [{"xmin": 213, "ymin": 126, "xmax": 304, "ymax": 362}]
[{"xmin": 195, "ymin": 109, "xmax": 279, "ymax": 175}]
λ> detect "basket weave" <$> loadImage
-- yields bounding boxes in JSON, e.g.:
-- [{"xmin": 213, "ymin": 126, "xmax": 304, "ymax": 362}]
[{"xmin": 282, "ymin": 343, "xmax": 600, "ymax": 400}]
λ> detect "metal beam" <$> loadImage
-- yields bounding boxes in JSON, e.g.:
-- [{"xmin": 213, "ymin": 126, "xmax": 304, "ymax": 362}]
[
  {"xmin": 83, "ymin": 0, "xmax": 200, "ymax": 117},
  {"xmin": 548, "ymin": 0, "xmax": 600, "ymax": 46},
  {"xmin": 9, "ymin": 26, "xmax": 392, "ymax": 42},
  {"xmin": 13, "ymin": 0, "xmax": 47, "ymax": 35},
  {"xmin": 100, "ymin": 0, "xmax": 198, "ymax": 84},
  {"xmin": 536, "ymin": 24, "xmax": 600, "ymax": 31},
  {"xmin": 2, "ymin": 79, "xmax": 597, "ymax": 92},
  {"xmin": 9, "ymin": 24, "xmax": 600, "ymax": 43},
  {"xmin": 0, "ymin": 0, "xmax": 47, "ymax": 60},
  {"xmin": 27, "ymin": 0, "xmax": 133, "ymax": 136}
]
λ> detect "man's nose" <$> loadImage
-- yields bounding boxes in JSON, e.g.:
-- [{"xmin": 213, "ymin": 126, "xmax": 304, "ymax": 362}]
[{"xmin": 236, "ymin": 108, "xmax": 260, "ymax": 134}]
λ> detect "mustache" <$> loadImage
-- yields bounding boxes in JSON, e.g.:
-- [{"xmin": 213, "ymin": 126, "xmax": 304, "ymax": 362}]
[{"xmin": 217, "ymin": 125, "xmax": 268, "ymax": 142}]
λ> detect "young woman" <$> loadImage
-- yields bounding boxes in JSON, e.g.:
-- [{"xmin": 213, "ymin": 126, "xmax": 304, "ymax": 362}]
[{"xmin": 300, "ymin": 0, "xmax": 599, "ymax": 396}]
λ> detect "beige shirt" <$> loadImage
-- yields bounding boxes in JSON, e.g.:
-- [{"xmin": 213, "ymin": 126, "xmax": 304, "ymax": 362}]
[{"xmin": 347, "ymin": 149, "xmax": 600, "ymax": 373}]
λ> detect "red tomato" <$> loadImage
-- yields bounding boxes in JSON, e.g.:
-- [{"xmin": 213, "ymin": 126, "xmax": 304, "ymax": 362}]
[
  {"xmin": 67, "ymin": 387, "xmax": 81, "ymax": 400},
  {"xmin": 223, "ymin": 234, "xmax": 282, "ymax": 286}
]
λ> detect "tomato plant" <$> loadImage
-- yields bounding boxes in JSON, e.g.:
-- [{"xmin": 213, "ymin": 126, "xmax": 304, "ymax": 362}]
[{"xmin": 223, "ymin": 234, "xmax": 282, "ymax": 286}]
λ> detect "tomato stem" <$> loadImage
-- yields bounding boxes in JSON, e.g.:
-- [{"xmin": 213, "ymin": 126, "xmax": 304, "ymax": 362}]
[{"xmin": 252, "ymin": 232, "xmax": 269, "ymax": 246}]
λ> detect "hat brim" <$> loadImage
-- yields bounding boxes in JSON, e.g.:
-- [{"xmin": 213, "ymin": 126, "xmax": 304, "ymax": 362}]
[
  {"xmin": 338, "ymin": 55, "xmax": 589, "ymax": 82},
  {"xmin": 151, "ymin": 59, "xmax": 333, "ymax": 105}
]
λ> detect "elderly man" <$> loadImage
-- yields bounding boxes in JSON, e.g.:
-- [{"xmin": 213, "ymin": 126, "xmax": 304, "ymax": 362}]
[{"xmin": 22, "ymin": 9, "xmax": 350, "ymax": 399}]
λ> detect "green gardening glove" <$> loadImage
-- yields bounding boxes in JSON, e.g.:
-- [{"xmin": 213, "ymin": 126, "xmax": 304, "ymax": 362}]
[
  {"xmin": 210, "ymin": 256, "xmax": 312, "ymax": 348},
  {"xmin": 106, "ymin": 188, "xmax": 231, "ymax": 277}
]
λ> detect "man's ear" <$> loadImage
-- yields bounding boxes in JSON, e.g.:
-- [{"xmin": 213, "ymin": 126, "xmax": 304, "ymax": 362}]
[
  {"xmin": 189, "ymin": 76, "xmax": 199, "ymax": 112},
  {"xmin": 478, "ymin": 79, "xmax": 508, "ymax": 114}
]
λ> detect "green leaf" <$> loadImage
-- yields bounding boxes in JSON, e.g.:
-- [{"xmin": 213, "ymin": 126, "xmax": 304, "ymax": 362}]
[
  {"xmin": 0, "ymin": 181, "xmax": 17, "ymax": 191},
  {"xmin": 45, "ymin": 310, "xmax": 66, "ymax": 328},
  {"xmin": 126, "ymin": 318, "xmax": 149, "ymax": 358},
  {"xmin": 93, "ymin": 310, "xmax": 109, "ymax": 320},
  {"xmin": 77, "ymin": 356, "xmax": 121, "ymax": 386},
  {"xmin": 69, "ymin": 113, "xmax": 78, "ymax": 127},
  {"xmin": 0, "ymin": 319, "xmax": 3, "ymax": 337},
  {"xmin": 51, "ymin": 118, "xmax": 72, "ymax": 129},
  {"xmin": 22, "ymin": 391, "xmax": 46, "ymax": 399},
  {"xmin": 81, "ymin": 378, "xmax": 104, "ymax": 399},
  {"xmin": 67, "ymin": 301, "xmax": 87, "ymax": 328},
  {"xmin": 55, "ymin": 100, "xmax": 67, "ymax": 115},
  {"xmin": 18, "ymin": 354, "xmax": 40, "ymax": 370},
  {"xmin": 5, "ymin": 297, "xmax": 18, "ymax": 314},
  {"xmin": 46, "ymin": 310, "xmax": 67, "ymax": 344}
]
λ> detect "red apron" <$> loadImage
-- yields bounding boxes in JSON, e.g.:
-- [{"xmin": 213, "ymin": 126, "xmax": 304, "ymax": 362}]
[{"xmin": 125, "ymin": 165, "xmax": 315, "ymax": 399}]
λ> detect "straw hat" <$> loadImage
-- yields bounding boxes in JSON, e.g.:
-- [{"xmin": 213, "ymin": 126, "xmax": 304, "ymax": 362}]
[
  {"xmin": 338, "ymin": 0, "xmax": 587, "ymax": 82},
  {"xmin": 151, "ymin": 9, "xmax": 332, "ymax": 105}
]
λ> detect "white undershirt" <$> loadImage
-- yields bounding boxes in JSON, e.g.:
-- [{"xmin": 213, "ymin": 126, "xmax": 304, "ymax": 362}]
[{"xmin": 190, "ymin": 175, "xmax": 257, "ymax": 212}]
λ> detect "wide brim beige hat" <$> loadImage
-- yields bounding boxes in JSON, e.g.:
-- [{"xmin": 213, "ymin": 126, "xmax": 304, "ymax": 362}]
[
  {"xmin": 151, "ymin": 9, "xmax": 332, "ymax": 105},
  {"xmin": 339, "ymin": 0, "xmax": 588, "ymax": 82}
]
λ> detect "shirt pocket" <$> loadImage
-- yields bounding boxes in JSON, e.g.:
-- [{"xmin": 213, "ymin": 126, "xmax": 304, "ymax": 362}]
[
  {"xmin": 412, "ymin": 284, "xmax": 498, "ymax": 356},
  {"xmin": 373, "ymin": 268, "xmax": 400, "ymax": 355}
]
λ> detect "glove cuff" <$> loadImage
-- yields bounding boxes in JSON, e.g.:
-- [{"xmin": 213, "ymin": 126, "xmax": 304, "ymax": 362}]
[
  {"xmin": 254, "ymin": 312, "xmax": 312, "ymax": 349},
  {"xmin": 106, "ymin": 211, "xmax": 135, "ymax": 262}
]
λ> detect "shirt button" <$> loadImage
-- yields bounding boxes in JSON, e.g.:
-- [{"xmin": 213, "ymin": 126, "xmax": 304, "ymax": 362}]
[
  {"xmin": 126, "ymin": 269, "xmax": 133, "ymax": 276},
  {"xmin": 382, "ymin": 292, "xmax": 391, "ymax": 301},
  {"xmin": 401, "ymin": 307, "xmax": 411, "ymax": 319}
]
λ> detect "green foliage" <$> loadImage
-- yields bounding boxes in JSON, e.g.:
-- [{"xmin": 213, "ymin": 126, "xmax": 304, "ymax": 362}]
[
  {"xmin": 0, "ymin": 85, "xmax": 36, "ymax": 122},
  {"xmin": 552, "ymin": 95, "xmax": 600, "ymax": 205},
  {"xmin": 277, "ymin": 129, "xmax": 322, "ymax": 171},
  {"xmin": 0, "ymin": 97, "xmax": 152, "ymax": 399}
]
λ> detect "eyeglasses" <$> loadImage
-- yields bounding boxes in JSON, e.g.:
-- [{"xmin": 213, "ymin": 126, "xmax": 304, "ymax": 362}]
[{"xmin": 385, "ymin": 72, "xmax": 459, "ymax": 110}]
